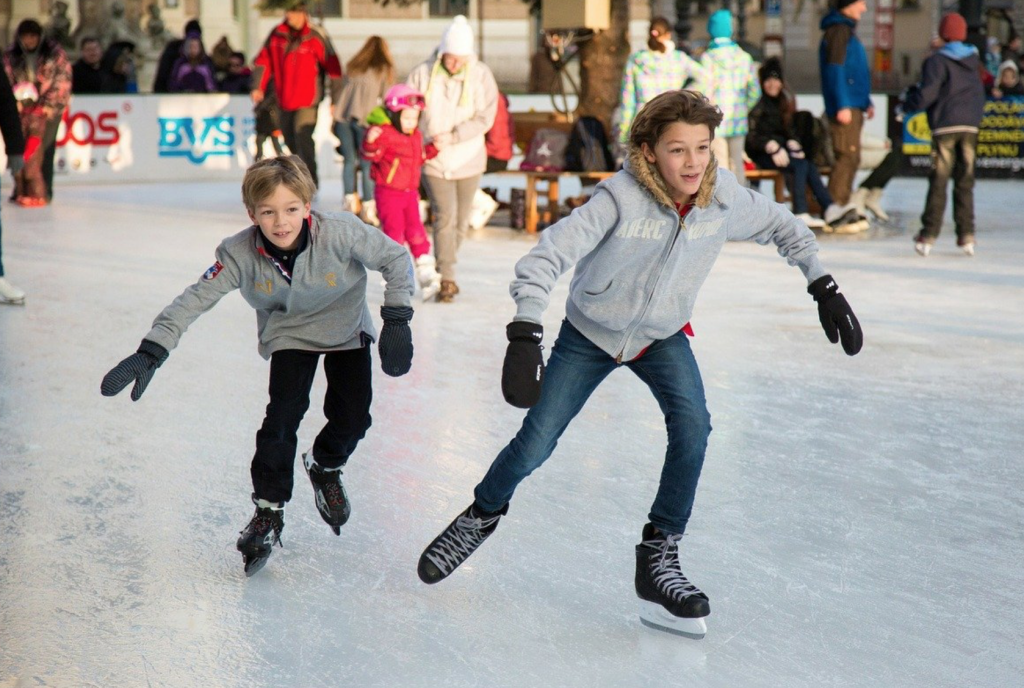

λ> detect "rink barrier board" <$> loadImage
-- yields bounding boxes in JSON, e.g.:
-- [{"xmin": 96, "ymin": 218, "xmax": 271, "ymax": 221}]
[
  {"xmin": 14, "ymin": 92, "xmax": 1022, "ymax": 184},
  {"xmin": 900, "ymin": 96, "xmax": 1024, "ymax": 178}
]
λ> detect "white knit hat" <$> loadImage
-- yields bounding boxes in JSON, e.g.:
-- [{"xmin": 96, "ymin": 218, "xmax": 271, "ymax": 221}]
[{"xmin": 440, "ymin": 15, "xmax": 474, "ymax": 56}]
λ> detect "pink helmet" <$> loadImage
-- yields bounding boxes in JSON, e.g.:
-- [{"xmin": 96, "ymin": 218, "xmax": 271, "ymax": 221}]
[{"xmin": 383, "ymin": 84, "xmax": 426, "ymax": 112}]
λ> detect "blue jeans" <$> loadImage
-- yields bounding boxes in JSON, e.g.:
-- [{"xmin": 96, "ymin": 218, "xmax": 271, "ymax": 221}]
[
  {"xmin": 474, "ymin": 320, "xmax": 712, "ymax": 535},
  {"xmin": 334, "ymin": 119, "xmax": 374, "ymax": 198},
  {"xmin": 753, "ymin": 154, "xmax": 832, "ymax": 214}
]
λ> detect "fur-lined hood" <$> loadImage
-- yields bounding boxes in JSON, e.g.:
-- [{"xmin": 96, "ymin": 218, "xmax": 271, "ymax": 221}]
[{"xmin": 624, "ymin": 144, "xmax": 725, "ymax": 211}]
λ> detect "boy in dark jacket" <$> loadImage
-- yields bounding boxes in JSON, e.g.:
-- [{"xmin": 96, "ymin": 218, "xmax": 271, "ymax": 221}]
[
  {"xmin": 903, "ymin": 13, "xmax": 986, "ymax": 257},
  {"xmin": 100, "ymin": 156, "xmax": 416, "ymax": 577}
]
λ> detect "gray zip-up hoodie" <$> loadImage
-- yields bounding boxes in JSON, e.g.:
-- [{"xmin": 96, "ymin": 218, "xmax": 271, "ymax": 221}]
[
  {"xmin": 510, "ymin": 148, "xmax": 827, "ymax": 362},
  {"xmin": 144, "ymin": 210, "xmax": 414, "ymax": 359}
]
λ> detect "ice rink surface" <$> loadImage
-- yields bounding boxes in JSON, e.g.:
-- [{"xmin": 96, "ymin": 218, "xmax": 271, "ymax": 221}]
[{"xmin": 1, "ymin": 176, "xmax": 1022, "ymax": 687}]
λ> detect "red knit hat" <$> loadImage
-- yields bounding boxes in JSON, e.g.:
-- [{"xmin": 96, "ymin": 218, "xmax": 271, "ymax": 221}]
[{"xmin": 939, "ymin": 13, "xmax": 967, "ymax": 43}]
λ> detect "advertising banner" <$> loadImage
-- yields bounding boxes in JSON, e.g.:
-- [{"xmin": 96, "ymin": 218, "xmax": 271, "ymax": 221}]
[
  {"xmin": 902, "ymin": 96, "xmax": 1024, "ymax": 178},
  {"xmin": 0, "ymin": 94, "xmax": 338, "ymax": 186}
]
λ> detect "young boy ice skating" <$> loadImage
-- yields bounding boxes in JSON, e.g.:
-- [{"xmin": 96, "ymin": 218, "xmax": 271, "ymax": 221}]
[
  {"xmin": 417, "ymin": 90, "xmax": 863, "ymax": 639},
  {"xmin": 361, "ymin": 84, "xmax": 443, "ymax": 300},
  {"xmin": 101, "ymin": 156, "xmax": 416, "ymax": 576}
]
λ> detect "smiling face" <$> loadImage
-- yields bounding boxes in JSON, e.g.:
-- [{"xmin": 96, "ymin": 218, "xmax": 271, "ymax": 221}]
[
  {"xmin": 399, "ymin": 108, "xmax": 420, "ymax": 134},
  {"xmin": 642, "ymin": 122, "xmax": 712, "ymax": 205},
  {"xmin": 763, "ymin": 76, "xmax": 783, "ymax": 98},
  {"xmin": 249, "ymin": 183, "xmax": 310, "ymax": 251}
]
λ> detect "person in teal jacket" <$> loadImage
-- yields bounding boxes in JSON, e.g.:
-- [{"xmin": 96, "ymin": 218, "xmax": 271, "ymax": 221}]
[
  {"xmin": 416, "ymin": 90, "xmax": 863, "ymax": 640},
  {"xmin": 701, "ymin": 9, "xmax": 760, "ymax": 185},
  {"xmin": 818, "ymin": 0, "xmax": 873, "ymax": 207}
]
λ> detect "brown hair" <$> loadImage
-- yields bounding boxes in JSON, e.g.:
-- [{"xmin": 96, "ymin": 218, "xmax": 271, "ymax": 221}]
[
  {"xmin": 647, "ymin": 16, "xmax": 673, "ymax": 52},
  {"xmin": 345, "ymin": 36, "xmax": 395, "ymax": 85},
  {"xmin": 241, "ymin": 156, "xmax": 316, "ymax": 211},
  {"xmin": 629, "ymin": 89, "xmax": 723, "ymax": 151}
]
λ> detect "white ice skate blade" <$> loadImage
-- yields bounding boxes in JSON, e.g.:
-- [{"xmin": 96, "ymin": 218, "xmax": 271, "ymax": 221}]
[{"xmin": 638, "ymin": 599, "xmax": 708, "ymax": 639}]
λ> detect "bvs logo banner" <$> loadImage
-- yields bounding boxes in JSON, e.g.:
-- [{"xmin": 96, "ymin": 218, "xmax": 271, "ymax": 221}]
[{"xmin": 158, "ymin": 116, "xmax": 235, "ymax": 163}]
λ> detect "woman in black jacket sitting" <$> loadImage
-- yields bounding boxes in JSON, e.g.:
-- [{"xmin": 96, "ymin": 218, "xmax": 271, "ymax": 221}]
[{"xmin": 746, "ymin": 58, "xmax": 835, "ymax": 229}]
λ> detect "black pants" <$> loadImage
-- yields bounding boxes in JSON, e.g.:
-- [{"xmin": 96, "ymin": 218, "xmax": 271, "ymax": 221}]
[
  {"xmin": 252, "ymin": 347, "xmax": 372, "ymax": 503},
  {"xmin": 919, "ymin": 131, "xmax": 978, "ymax": 241},
  {"xmin": 42, "ymin": 115, "xmax": 61, "ymax": 200},
  {"xmin": 280, "ymin": 106, "xmax": 320, "ymax": 188},
  {"xmin": 859, "ymin": 145, "xmax": 903, "ymax": 191}
]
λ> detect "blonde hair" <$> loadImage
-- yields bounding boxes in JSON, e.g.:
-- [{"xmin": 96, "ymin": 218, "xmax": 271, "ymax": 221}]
[
  {"xmin": 629, "ymin": 89, "xmax": 723, "ymax": 151},
  {"xmin": 241, "ymin": 156, "xmax": 316, "ymax": 211}
]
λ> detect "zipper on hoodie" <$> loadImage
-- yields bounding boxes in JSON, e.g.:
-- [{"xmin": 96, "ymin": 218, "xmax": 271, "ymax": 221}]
[
  {"xmin": 386, "ymin": 158, "xmax": 400, "ymax": 184},
  {"xmin": 614, "ymin": 211, "xmax": 686, "ymax": 363}
]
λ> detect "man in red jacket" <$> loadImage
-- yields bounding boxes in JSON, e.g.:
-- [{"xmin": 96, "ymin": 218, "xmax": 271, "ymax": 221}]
[{"xmin": 251, "ymin": 1, "xmax": 342, "ymax": 188}]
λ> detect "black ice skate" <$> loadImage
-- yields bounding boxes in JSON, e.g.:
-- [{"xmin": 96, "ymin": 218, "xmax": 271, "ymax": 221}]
[
  {"xmin": 303, "ymin": 450, "xmax": 350, "ymax": 535},
  {"xmin": 635, "ymin": 523, "xmax": 710, "ymax": 639},
  {"xmin": 236, "ymin": 495, "xmax": 284, "ymax": 577},
  {"xmin": 823, "ymin": 205, "xmax": 870, "ymax": 235},
  {"xmin": 418, "ymin": 502, "xmax": 508, "ymax": 584}
]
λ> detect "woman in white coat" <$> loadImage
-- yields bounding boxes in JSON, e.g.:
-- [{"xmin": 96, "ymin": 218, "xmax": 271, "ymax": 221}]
[{"xmin": 407, "ymin": 15, "xmax": 498, "ymax": 302}]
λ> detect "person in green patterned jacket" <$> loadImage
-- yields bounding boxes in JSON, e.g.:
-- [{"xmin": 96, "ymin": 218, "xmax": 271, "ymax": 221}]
[{"xmin": 618, "ymin": 17, "xmax": 707, "ymax": 144}]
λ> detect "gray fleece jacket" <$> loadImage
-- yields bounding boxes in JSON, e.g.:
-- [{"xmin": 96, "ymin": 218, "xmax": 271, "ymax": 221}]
[
  {"xmin": 145, "ymin": 210, "xmax": 414, "ymax": 359},
  {"xmin": 510, "ymin": 149, "xmax": 828, "ymax": 362}
]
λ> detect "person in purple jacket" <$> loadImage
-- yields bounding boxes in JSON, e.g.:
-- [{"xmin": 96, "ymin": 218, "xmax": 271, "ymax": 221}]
[
  {"xmin": 167, "ymin": 33, "xmax": 216, "ymax": 93},
  {"xmin": 417, "ymin": 90, "xmax": 863, "ymax": 640}
]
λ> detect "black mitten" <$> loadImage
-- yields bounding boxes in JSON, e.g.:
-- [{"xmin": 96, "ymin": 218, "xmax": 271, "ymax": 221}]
[
  {"xmin": 379, "ymin": 305, "xmax": 413, "ymax": 377},
  {"xmin": 808, "ymin": 275, "xmax": 863, "ymax": 356},
  {"xmin": 100, "ymin": 340, "xmax": 169, "ymax": 401},
  {"xmin": 502, "ymin": 321, "xmax": 545, "ymax": 408}
]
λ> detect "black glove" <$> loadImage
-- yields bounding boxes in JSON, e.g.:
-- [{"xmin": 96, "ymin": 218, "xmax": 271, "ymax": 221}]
[
  {"xmin": 808, "ymin": 275, "xmax": 863, "ymax": 356},
  {"xmin": 378, "ymin": 306, "xmax": 413, "ymax": 377},
  {"xmin": 502, "ymin": 321, "xmax": 545, "ymax": 408},
  {"xmin": 100, "ymin": 340, "xmax": 169, "ymax": 401}
]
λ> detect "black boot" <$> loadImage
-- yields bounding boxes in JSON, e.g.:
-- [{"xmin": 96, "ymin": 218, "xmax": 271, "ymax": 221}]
[
  {"xmin": 635, "ymin": 523, "xmax": 710, "ymax": 638},
  {"xmin": 303, "ymin": 450, "xmax": 351, "ymax": 535},
  {"xmin": 236, "ymin": 494, "xmax": 284, "ymax": 577},
  {"xmin": 418, "ymin": 502, "xmax": 508, "ymax": 584}
]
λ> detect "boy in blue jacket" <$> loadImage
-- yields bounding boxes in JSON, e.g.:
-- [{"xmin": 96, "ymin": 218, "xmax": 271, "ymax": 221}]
[
  {"xmin": 819, "ymin": 0, "xmax": 872, "ymax": 228},
  {"xmin": 903, "ymin": 13, "xmax": 986, "ymax": 257},
  {"xmin": 417, "ymin": 90, "xmax": 863, "ymax": 639},
  {"xmin": 100, "ymin": 156, "xmax": 416, "ymax": 576}
]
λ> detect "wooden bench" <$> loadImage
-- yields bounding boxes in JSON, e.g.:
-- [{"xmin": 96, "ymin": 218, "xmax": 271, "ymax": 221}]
[
  {"xmin": 745, "ymin": 168, "xmax": 788, "ymax": 203},
  {"xmin": 488, "ymin": 169, "xmax": 614, "ymax": 233},
  {"xmin": 498, "ymin": 113, "xmax": 801, "ymax": 232},
  {"xmin": 747, "ymin": 165, "xmax": 833, "ymax": 212},
  {"xmin": 491, "ymin": 167, "xmax": 791, "ymax": 234}
]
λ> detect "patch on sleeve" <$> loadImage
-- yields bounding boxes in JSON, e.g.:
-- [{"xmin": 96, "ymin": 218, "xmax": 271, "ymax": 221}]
[{"xmin": 202, "ymin": 261, "xmax": 224, "ymax": 281}]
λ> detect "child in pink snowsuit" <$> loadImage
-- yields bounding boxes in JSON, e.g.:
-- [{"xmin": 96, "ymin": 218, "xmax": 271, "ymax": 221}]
[{"xmin": 361, "ymin": 84, "xmax": 443, "ymax": 301}]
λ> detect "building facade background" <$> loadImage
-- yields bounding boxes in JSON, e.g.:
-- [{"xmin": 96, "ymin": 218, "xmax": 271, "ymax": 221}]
[{"xmin": 0, "ymin": 1, "xmax": 1021, "ymax": 93}]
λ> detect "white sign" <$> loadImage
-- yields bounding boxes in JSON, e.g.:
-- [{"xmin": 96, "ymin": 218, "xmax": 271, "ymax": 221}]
[{"xmin": 0, "ymin": 94, "xmax": 338, "ymax": 186}]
